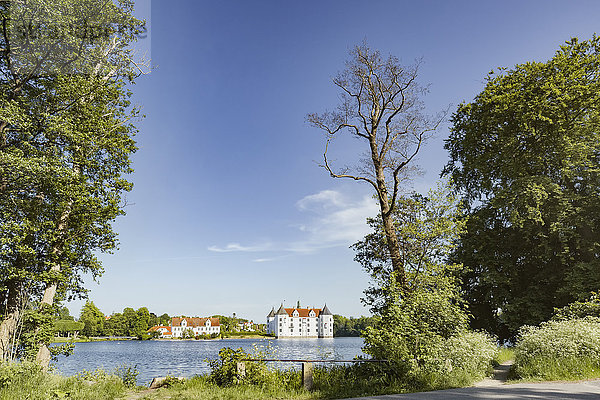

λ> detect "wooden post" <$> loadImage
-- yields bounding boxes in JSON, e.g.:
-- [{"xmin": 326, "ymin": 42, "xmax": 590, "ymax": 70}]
[
  {"xmin": 236, "ymin": 361, "xmax": 246, "ymax": 382},
  {"xmin": 302, "ymin": 362, "xmax": 313, "ymax": 391}
]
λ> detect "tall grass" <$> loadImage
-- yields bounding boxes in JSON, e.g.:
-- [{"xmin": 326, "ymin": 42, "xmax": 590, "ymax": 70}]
[
  {"xmin": 493, "ymin": 347, "xmax": 514, "ymax": 365},
  {"xmin": 0, "ymin": 361, "xmax": 127, "ymax": 400},
  {"xmin": 512, "ymin": 317, "xmax": 600, "ymax": 380}
]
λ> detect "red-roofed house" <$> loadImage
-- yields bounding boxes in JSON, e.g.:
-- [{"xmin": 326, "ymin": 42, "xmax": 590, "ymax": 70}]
[
  {"xmin": 266, "ymin": 304, "xmax": 333, "ymax": 338},
  {"xmin": 170, "ymin": 317, "xmax": 220, "ymax": 338},
  {"xmin": 148, "ymin": 325, "xmax": 172, "ymax": 338}
]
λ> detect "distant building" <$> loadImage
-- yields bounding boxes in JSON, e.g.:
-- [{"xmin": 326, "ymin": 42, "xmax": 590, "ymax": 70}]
[
  {"xmin": 238, "ymin": 321, "xmax": 255, "ymax": 331},
  {"xmin": 170, "ymin": 317, "xmax": 220, "ymax": 337},
  {"xmin": 266, "ymin": 304, "xmax": 333, "ymax": 338},
  {"xmin": 148, "ymin": 325, "xmax": 172, "ymax": 338}
]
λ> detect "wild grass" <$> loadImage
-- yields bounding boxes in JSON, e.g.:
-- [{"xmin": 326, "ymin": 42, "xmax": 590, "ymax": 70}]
[
  {"xmin": 493, "ymin": 347, "xmax": 514, "ymax": 365},
  {"xmin": 512, "ymin": 317, "xmax": 600, "ymax": 381},
  {"xmin": 0, "ymin": 361, "xmax": 127, "ymax": 400},
  {"xmin": 133, "ymin": 365, "xmax": 408, "ymax": 400}
]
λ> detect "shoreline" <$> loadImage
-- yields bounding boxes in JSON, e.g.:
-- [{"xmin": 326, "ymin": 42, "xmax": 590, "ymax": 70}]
[{"xmin": 51, "ymin": 335, "xmax": 275, "ymax": 343}]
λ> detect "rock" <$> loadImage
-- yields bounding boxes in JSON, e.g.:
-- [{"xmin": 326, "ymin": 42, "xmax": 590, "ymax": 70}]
[{"xmin": 148, "ymin": 376, "xmax": 184, "ymax": 389}]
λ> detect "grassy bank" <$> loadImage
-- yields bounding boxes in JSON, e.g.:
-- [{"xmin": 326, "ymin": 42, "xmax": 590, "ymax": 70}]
[
  {"xmin": 0, "ymin": 362, "xmax": 127, "ymax": 400},
  {"xmin": 51, "ymin": 337, "xmax": 134, "ymax": 343}
]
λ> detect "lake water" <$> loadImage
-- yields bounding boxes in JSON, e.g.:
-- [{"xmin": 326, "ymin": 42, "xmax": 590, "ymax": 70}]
[{"xmin": 52, "ymin": 337, "xmax": 365, "ymax": 384}]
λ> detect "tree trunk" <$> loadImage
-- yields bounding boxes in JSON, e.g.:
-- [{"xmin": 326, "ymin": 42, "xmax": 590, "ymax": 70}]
[
  {"xmin": 34, "ymin": 259, "xmax": 62, "ymax": 370},
  {"xmin": 373, "ymin": 155, "xmax": 407, "ymax": 290},
  {"xmin": 381, "ymin": 210, "xmax": 407, "ymax": 289},
  {"xmin": 34, "ymin": 269, "xmax": 59, "ymax": 370},
  {"xmin": 0, "ymin": 280, "xmax": 22, "ymax": 362},
  {"xmin": 34, "ymin": 159, "xmax": 78, "ymax": 370}
]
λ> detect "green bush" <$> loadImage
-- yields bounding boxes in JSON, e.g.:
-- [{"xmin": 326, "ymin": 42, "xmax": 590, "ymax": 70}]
[
  {"xmin": 552, "ymin": 293, "xmax": 600, "ymax": 321},
  {"xmin": 113, "ymin": 364, "xmax": 139, "ymax": 387},
  {"xmin": 513, "ymin": 317, "xmax": 600, "ymax": 380},
  {"xmin": 208, "ymin": 347, "xmax": 275, "ymax": 387},
  {"xmin": 362, "ymin": 270, "xmax": 497, "ymax": 391},
  {"xmin": 408, "ymin": 331, "xmax": 497, "ymax": 390}
]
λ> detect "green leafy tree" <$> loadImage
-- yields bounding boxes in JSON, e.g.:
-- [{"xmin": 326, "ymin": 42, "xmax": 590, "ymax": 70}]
[
  {"xmin": 333, "ymin": 315, "xmax": 375, "ymax": 337},
  {"xmin": 55, "ymin": 306, "xmax": 74, "ymax": 321},
  {"xmin": 0, "ymin": 0, "xmax": 145, "ymax": 367},
  {"xmin": 353, "ymin": 182, "xmax": 473, "ymax": 371},
  {"xmin": 353, "ymin": 181, "xmax": 466, "ymax": 313},
  {"xmin": 79, "ymin": 301, "xmax": 105, "ymax": 337},
  {"xmin": 308, "ymin": 43, "xmax": 445, "ymax": 291},
  {"xmin": 133, "ymin": 307, "xmax": 150, "ymax": 338},
  {"xmin": 54, "ymin": 320, "xmax": 84, "ymax": 337},
  {"xmin": 104, "ymin": 312, "xmax": 126, "ymax": 337},
  {"xmin": 158, "ymin": 313, "xmax": 170, "ymax": 326},
  {"xmin": 444, "ymin": 36, "xmax": 600, "ymax": 339},
  {"xmin": 122, "ymin": 308, "xmax": 137, "ymax": 336}
]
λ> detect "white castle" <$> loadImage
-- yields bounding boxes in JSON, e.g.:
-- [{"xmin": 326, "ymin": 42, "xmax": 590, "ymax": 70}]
[{"xmin": 266, "ymin": 304, "xmax": 334, "ymax": 338}]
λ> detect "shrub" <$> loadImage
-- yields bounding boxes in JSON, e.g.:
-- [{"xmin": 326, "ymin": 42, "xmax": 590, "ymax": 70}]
[
  {"xmin": 513, "ymin": 317, "xmax": 600, "ymax": 380},
  {"xmin": 552, "ymin": 292, "xmax": 600, "ymax": 321},
  {"xmin": 362, "ymin": 271, "xmax": 497, "ymax": 391},
  {"xmin": 113, "ymin": 364, "xmax": 139, "ymax": 387},
  {"xmin": 208, "ymin": 347, "xmax": 273, "ymax": 387},
  {"xmin": 408, "ymin": 330, "xmax": 497, "ymax": 390}
]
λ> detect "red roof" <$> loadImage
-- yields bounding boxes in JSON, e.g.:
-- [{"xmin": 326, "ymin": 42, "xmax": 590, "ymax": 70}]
[
  {"xmin": 284, "ymin": 308, "xmax": 321, "ymax": 317},
  {"xmin": 171, "ymin": 317, "xmax": 220, "ymax": 327},
  {"xmin": 148, "ymin": 326, "xmax": 172, "ymax": 334}
]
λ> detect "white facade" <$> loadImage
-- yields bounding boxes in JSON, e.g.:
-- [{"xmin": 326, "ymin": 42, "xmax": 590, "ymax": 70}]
[
  {"xmin": 266, "ymin": 305, "xmax": 334, "ymax": 338},
  {"xmin": 170, "ymin": 317, "xmax": 221, "ymax": 338}
]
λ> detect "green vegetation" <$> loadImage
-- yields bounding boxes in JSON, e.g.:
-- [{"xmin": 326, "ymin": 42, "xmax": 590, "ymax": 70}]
[
  {"xmin": 352, "ymin": 182, "xmax": 497, "ymax": 389},
  {"xmin": 445, "ymin": 36, "xmax": 600, "ymax": 341},
  {"xmin": 0, "ymin": 0, "xmax": 145, "ymax": 368},
  {"xmin": 76, "ymin": 303, "xmax": 168, "ymax": 339},
  {"xmin": 332, "ymin": 315, "xmax": 374, "ymax": 337},
  {"xmin": 512, "ymin": 318, "xmax": 600, "ymax": 381},
  {"xmin": 0, "ymin": 362, "xmax": 127, "ymax": 400},
  {"xmin": 493, "ymin": 347, "xmax": 514, "ymax": 366}
]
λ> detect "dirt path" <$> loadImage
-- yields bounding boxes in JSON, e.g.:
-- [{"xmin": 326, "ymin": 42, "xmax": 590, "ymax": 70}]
[{"xmin": 473, "ymin": 360, "xmax": 513, "ymax": 387}]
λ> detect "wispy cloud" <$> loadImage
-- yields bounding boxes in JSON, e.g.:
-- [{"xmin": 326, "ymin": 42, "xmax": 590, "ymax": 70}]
[
  {"xmin": 208, "ymin": 189, "xmax": 378, "ymax": 256},
  {"xmin": 289, "ymin": 190, "xmax": 378, "ymax": 252},
  {"xmin": 207, "ymin": 242, "xmax": 271, "ymax": 253}
]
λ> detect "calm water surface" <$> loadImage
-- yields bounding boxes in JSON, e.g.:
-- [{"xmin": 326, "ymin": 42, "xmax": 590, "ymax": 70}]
[{"xmin": 53, "ymin": 337, "xmax": 365, "ymax": 384}]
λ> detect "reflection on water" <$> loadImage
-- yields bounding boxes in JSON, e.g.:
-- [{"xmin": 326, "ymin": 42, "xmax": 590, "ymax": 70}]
[{"xmin": 52, "ymin": 337, "xmax": 365, "ymax": 384}]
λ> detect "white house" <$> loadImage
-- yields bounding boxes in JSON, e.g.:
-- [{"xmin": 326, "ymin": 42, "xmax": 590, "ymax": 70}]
[
  {"xmin": 169, "ymin": 317, "xmax": 221, "ymax": 338},
  {"xmin": 148, "ymin": 325, "xmax": 172, "ymax": 338},
  {"xmin": 266, "ymin": 304, "xmax": 334, "ymax": 338}
]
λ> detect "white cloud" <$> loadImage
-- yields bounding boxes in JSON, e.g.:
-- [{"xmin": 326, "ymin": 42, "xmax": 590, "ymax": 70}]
[
  {"xmin": 207, "ymin": 242, "xmax": 271, "ymax": 253},
  {"xmin": 207, "ymin": 189, "xmax": 378, "ymax": 256},
  {"xmin": 296, "ymin": 190, "xmax": 345, "ymax": 211},
  {"xmin": 289, "ymin": 190, "xmax": 378, "ymax": 252}
]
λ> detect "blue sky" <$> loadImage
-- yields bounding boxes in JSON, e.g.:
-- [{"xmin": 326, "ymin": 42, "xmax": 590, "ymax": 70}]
[{"xmin": 68, "ymin": 0, "xmax": 600, "ymax": 322}]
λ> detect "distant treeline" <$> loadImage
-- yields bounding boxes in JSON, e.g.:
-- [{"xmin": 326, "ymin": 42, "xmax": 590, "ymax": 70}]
[
  {"xmin": 54, "ymin": 304, "xmax": 263, "ymax": 338},
  {"xmin": 54, "ymin": 301, "xmax": 171, "ymax": 338},
  {"xmin": 333, "ymin": 315, "xmax": 375, "ymax": 337}
]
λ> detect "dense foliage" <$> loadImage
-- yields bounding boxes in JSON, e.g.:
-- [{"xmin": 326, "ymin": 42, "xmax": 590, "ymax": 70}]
[
  {"xmin": 332, "ymin": 315, "xmax": 374, "ymax": 337},
  {"xmin": 77, "ymin": 303, "xmax": 166, "ymax": 338},
  {"xmin": 552, "ymin": 292, "xmax": 600, "ymax": 321},
  {"xmin": 353, "ymin": 182, "xmax": 496, "ymax": 388},
  {"xmin": 512, "ymin": 317, "xmax": 600, "ymax": 380},
  {"xmin": 444, "ymin": 36, "xmax": 600, "ymax": 340},
  {"xmin": 0, "ymin": 0, "xmax": 145, "ymax": 366}
]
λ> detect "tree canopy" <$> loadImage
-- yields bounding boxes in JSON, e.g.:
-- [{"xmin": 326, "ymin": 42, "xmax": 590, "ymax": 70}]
[
  {"xmin": 0, "ymin": 0, "xmax": 145, "ymax": 366},
  {"xmin": 444, "ymin": 36, "xmax": 600, "ymax": 339}
]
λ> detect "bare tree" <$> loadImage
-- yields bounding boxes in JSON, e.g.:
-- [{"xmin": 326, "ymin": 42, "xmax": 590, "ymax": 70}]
[{"xmin": 307, "ymin": 44, "xmax": 445, "ymax": 291}]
